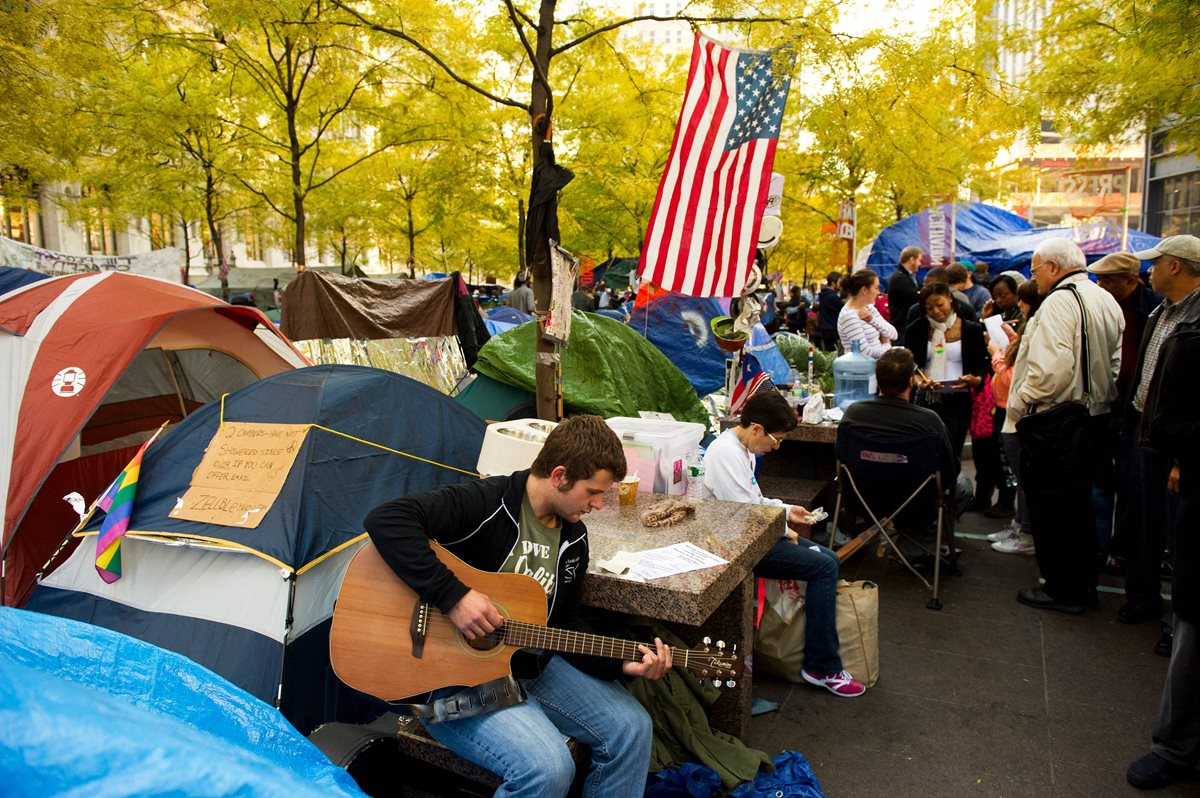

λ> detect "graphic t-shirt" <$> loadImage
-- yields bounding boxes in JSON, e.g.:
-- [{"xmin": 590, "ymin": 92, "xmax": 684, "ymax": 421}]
[{"xmin": 500, "ymin": 494, "xmax": 561, "ymax": 603}]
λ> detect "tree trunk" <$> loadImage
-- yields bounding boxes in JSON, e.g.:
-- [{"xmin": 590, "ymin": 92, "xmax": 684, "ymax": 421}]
[
  {"xmin": 178, "ymin": 216, "xmax": 191, "ymax": 284},
  {"xmin": 288, "ymin": 96, "xmax": 306, "ymax": 268},
  {"xmin": 517, "ymin": 197, "xmax": 526, "ymax": 269},
  {"xmin": 203, "ymin": 167, "xmax": 229, "ymax": 300},
  {"xmin": 532, "ymin": 0, "xmax": 558, "ymax": 422}
]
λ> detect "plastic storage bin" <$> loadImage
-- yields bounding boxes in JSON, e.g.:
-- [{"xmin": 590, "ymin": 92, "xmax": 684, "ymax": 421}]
[{"xmin": 605, "ymin": 417, "xmax": 706, "ymax": 495}]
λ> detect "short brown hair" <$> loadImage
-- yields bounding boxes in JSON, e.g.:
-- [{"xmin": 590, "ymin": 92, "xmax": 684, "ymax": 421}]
[
  {"xmin": 900, "ymin": 246, "xmax": 923, "ymax": 266},
  {"xmin": 531, "ymin": 415, "xmax": 626, "ymax": 483},
  {"xmin": 945, "ymin": 263, "xmax": 970, "ymax": 286}
]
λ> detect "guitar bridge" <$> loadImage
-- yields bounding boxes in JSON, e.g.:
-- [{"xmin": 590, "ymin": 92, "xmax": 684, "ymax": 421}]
[{"xmin": 409, "ymin": 600, "xmax": 429, "ymax": 659}]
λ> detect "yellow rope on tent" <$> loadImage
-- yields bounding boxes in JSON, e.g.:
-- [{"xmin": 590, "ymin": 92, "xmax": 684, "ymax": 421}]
[
  {"xmin": 217, "ymin": 392, "xmax": 480, "ymax": 477},
  {"xmin": 308, "ymin": 424, "xmax": 480, "ymax": 478}
]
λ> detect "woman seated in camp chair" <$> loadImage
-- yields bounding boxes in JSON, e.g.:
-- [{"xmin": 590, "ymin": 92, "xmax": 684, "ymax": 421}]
[{"xmin": 703, "ymin": 391, "xmax": 866, "ymax": 698}]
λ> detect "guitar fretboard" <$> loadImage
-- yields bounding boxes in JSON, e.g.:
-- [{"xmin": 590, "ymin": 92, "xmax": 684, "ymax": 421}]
[{"xmin": 501, "ymin": 620, "xmax": 693, "ymax": 668}]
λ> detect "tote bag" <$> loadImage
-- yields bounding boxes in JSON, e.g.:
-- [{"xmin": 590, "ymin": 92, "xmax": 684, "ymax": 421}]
[{"xmin": 754, "ymin": 579, "xmax": 879, "ymax": 687}]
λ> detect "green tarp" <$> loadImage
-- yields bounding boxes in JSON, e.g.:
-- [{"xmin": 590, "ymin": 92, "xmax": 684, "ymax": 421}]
[{"xmin": 474, "ymin": 310, "xmax": 709, "ymax": 428}]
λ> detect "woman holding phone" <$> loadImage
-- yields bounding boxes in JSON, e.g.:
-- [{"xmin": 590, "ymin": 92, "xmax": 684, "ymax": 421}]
[{"xmin": 902, "ymin": 282, "xmax": 989, "ymax": 472}]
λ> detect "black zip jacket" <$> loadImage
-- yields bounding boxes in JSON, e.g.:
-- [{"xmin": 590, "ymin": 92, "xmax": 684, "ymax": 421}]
[{"xmin": 363, "ymin": 469, "xmax": 623, "ymax": 682}]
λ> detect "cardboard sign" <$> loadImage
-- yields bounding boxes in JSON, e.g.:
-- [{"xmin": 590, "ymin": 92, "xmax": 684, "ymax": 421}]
[{"xmin": 169, "ymin": 422, "xmax": 309, "ymax": 528}]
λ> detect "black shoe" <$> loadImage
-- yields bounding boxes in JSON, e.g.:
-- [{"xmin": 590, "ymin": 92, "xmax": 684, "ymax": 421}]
[
  {"xmin": 1155, "ymin": 631, "xmax": 1174, "ymax": 657},
  {"xmin": 1016, "ymin": 587, "xmax": 1085, "ymax": 615},
  {"xmin": 1127, "ymin": 751, "xmax": 1189, "ymax": 789},
  {"xmin": 983, "ymin": 501, "xmax": 1015, "ymax": 519},
  {"xmin": 1117, "ymin": 600, "xmax": 1164, "ymax": 625}
]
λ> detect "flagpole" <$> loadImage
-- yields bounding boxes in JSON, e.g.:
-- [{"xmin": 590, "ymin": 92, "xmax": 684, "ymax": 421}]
[
  {"xmin": 1122, "ymin": 165, "xmax": 1132, "ymax": 250},
  {"xmin": 18, "ymin": 421, "xmax": 171, "ymax": 604}
]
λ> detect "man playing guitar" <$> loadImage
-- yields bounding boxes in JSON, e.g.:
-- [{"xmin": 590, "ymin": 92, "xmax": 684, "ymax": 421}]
[{"xmin": 364, "ymin": 415, "xmax": 672, "ymax": 797}]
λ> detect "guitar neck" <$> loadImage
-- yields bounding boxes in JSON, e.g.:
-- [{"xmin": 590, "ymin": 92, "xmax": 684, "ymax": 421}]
[{"xmin": 502, "ymin": 620, "xmax": 687, "ymax": 666}]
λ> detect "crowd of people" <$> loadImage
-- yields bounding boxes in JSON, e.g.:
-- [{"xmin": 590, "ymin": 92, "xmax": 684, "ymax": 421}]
[{"xmin": 770, "ymin": 235, "xmax": 1200, "ymax": 790}]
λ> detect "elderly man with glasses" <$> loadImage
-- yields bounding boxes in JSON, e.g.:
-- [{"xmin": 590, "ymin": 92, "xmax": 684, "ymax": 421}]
[
  {"xmin": 1009, "ymin": 238, "xmax": 1125, "ymax": 615},
  {"xmin": 703, "ymin": 390, "xmax": 866, "ymax": 697}
]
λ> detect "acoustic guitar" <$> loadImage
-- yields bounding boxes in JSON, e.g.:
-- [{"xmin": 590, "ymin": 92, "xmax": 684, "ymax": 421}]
[{"xmin": 329, "ymin": 541, "xmax": 743, "ymax": 701}]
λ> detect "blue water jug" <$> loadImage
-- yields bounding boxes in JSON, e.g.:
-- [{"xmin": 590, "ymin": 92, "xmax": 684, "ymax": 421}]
[{"xmin": 832, "ymin": 340, "xmax": 875, "ymax": 411}]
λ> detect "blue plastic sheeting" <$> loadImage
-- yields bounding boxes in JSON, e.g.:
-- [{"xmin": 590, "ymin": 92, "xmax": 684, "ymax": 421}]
[
  {"xmin": 487, "ymin": 305, "xmax": 534, "ymax": 325},
  {"xmin": 0, "ymin": 266, "xmax": 49, "ymax": 296},
  {"xmin": 729, "ymin": 751, "xmax": 828, "ymax": 798},
  {"xmin": 865, "ymin": 202, "xmax": 1160, "ymax": 281},
  {"xmin": 484, "ymin": 318, "xmax": 518, "ymax": 337},
  {"xmin": 628, "ymin": 293, "xmax": 731, "ymax": 396},
  {"xmin": 628, "ymin": 292, "xmax": 793, "ymax": 396},
  {"xmin": 0, "ymin": 607, "xmax": 367, "ymax": 798}
]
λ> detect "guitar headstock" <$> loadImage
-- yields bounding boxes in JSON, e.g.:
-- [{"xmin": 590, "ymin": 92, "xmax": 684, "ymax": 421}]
[{"xmin": 678, "ymin": 637, "xmax": 744, "ymax": 687}]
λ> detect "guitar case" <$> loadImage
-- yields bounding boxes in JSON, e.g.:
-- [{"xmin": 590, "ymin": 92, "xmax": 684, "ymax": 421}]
[{"xmin": 308, "ymin": 712, "xmax": 495, "ymax": 798}]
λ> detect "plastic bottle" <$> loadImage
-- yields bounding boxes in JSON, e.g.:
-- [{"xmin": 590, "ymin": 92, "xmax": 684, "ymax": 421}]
[
  {"xmin": 832, "ymin": 339, "xmax": 875, "ymax": 411},
  {"xmin": 684, "ymin": 447, "xmax": 706, "ymax": 498}
]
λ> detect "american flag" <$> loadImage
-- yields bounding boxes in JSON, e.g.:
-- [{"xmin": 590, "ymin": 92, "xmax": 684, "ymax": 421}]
[{"xmin": 639, "ymin": 35, "xmax": 793, "ymax": 298}]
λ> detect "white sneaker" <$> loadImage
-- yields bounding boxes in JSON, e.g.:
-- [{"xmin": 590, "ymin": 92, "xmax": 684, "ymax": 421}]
[
  {"xmin": 991, "ymin": 532, "xmax": 1035, "ymax": 555},
  {"xmin": 986, "ymin": 524, "xmax": 1019, "ymax": 542}
]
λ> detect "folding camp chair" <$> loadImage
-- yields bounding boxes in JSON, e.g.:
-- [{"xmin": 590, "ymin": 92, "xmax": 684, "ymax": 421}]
[{"xmin": 830, "ymin": 424, "xmax": 949, "ymax": 610}]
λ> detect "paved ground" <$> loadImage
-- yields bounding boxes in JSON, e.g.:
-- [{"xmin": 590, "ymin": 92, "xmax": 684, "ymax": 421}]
[{"xmin": 744, "ymin": 504, "xmax": 1192, "ymax": 797}]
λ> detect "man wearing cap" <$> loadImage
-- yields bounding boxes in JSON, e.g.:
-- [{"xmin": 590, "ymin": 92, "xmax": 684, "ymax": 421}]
[
  {"xmin": 1009, "ymin": 239, "xmax": 1124, "ymax": 614},
  {"xmin": 1126, "ymin": 251, "xmax": 1200, "ymax": 787},
  {"xmin": 1117, "ymin": 235, "xmax": 1200, "ymax": 629}
]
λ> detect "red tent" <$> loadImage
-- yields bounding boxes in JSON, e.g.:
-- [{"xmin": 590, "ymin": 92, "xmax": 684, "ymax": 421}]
[{"xmin": 0, "ymin": 272, "xmax": 310, "ymax": 606}]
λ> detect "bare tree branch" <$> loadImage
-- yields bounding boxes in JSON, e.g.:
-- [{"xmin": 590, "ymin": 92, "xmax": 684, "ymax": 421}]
[
  {"xmin": 552, "ymin": 14, "xmax": 798, "ymax": 56},
  {"xmin": 330, "ymin": 0, "xmax": 530, "ymax": 112}
]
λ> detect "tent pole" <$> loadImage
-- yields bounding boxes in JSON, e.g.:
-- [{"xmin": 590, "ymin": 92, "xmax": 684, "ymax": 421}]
[
  {"xmin": 161, "ymin": 350, "xmax": 189, "ymax": 420},
  {"xmin": 276, "ymin": 571, "xmax": 298, "ymax": 710}
]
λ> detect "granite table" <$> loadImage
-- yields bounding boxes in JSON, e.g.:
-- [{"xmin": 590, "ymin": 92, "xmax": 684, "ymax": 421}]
[{"xmin": 580, "ymin": 492, "xmax": 784, "ymax": 738}]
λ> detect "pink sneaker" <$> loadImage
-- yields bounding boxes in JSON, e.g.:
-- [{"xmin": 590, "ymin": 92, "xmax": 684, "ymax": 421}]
[{"xmin": 802, "ymin": 669, "xmax": 866, "ymax": 698}]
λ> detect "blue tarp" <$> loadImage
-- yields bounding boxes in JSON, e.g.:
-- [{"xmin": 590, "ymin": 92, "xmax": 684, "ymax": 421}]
[
  {"xmin": 864, "ymin": 202, "xmax": 1161, "ymax": 280},
  {"xmin": 0, "ymin": 607, "xmax": 367, "ymax": 798},
  {"xmin": 487, "ymin": 306, "xmax": 534, "ymax": 325},
  {"xmin": 627, "ymin": 292, "xmax": 792, "ymax": 396}
]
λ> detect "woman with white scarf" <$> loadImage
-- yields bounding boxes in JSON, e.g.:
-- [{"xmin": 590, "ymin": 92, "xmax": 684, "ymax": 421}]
[{"xmin": 901, "ymin": 282, "xmax": 990, "ymax": 473}]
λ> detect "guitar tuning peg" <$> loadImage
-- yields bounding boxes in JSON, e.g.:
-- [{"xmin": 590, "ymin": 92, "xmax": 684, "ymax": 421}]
[
  {"xmin": 726, "ymin": 679, "xmax": 736, "ymax": 688},
  {"xmin": 716, "ymin": 640, "xmax": 725, "ymax": 650},
  {"xmin": 712, "ymin": 679, "xmax": 721, "ymax": 688},
  {"xmin": 702, "ymin": 636, "xmax": 711, "ymax": 646}
]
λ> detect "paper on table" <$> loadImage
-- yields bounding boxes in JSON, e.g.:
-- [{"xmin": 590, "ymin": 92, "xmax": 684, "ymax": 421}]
[
  {"xmin": 629, "ymin": 542, "xmax": 728, "ymax": 581},
  {"xmin": 594, "ymin": 551, "xmax": 646, "ymax": 581},
  {"xmin": 982, "ymin": 314, "xmax": 1009, "ymax": 352}
]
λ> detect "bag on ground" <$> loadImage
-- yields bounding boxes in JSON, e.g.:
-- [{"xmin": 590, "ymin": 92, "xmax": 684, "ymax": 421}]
[{"xmin": 755, "ymin": 579, "xmax": 879, "ymax": 687}]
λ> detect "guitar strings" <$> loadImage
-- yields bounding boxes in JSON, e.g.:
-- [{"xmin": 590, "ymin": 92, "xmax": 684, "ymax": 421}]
[{"xmin": 415, "ymin": 613, "xmax": 738, "ymax": 672}]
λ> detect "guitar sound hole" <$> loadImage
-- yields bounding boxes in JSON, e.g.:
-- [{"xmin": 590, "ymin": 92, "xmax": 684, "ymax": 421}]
[{"xmin": 467, "ymin": 630, "xmax": 504, "ymax": 652}]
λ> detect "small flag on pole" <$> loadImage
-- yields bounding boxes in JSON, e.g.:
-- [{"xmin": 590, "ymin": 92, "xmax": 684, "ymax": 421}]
[
  {"xmin": 729, "ymin": 353, "xmax": 773, "ymax": 417},
  {"xmin": 639, "ymin": 34, "xmax": 794, "ymax": 298},
  {"xmin": 94, "ymin": 425, "xmax": 166, "ymax": 584}
]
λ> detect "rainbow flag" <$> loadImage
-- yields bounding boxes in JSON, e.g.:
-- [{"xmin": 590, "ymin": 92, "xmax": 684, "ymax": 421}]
[{"xmin": 94, "ymin": 438, "xmax": 153, "ymax": 584}]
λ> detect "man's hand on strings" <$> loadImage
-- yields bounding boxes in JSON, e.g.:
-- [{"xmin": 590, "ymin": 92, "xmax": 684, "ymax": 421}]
[
  {"xmin": 448, "ymin": 589, "xmax": 504, "ymax": 639},
  {"xmin": 623, "ymin": 637, "xmax": 672, "ymax": 680}
]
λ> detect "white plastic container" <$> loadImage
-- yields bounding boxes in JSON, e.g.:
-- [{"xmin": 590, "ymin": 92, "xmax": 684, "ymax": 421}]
[
  {"xmin": 605, "ymin": 417, "xmax": 706, "ymax": 495},
  {"xmin": 476, "ymin": 418, "xmax": 559, "ymax": 476}
]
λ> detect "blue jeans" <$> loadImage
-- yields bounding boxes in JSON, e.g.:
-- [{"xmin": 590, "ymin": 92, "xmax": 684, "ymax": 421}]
[
  {"xmin": 422, "ymin": 655, "xmax": 652, "ymax": 798},
  {"xmin": 754, "ymin": 539, "xmax": 842, "ymax": 674}
]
